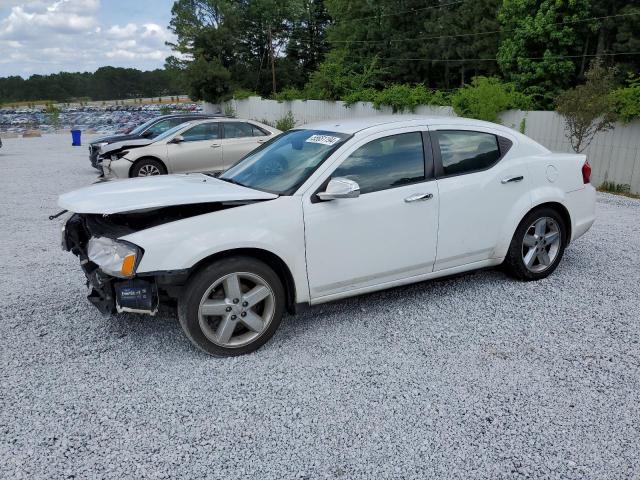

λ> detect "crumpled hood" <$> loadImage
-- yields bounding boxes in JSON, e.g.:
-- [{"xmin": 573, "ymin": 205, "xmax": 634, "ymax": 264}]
[
  {"xmin": 91, "ymin": 133, "xmax": 138, "ymax": 146},
  {"xmin": 99, "ymin": 138, "xmax": 155, "ymax": 156},
  {"xmin": 58, "ymin": 174, "xmax": 278, "ymax": 214}
]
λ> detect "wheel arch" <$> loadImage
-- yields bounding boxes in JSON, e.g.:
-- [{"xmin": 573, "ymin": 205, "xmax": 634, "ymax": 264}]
[
  {"xmin": 526, "ymin": 201, "xmax": 573, "ymax": 245},
  {"xmin": 129, "ymin": 156, "xmax": 168, "ymax": 177},
  {"xmin": 186, "ymin": 248, "xmax": 298, "ymax": 314}
]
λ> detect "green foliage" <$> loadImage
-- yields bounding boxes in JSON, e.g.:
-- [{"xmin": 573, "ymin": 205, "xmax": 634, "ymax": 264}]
[
  {"xmin": 305, "ymin": 51, "xmax": 386, "ymax": 100},
  {"xmin": 342, "ymin": 84, "xmax": 450, "ymax": 111},
  {"xmin": 275, "ymin": 111, "xmax": 296, "ymax": 131},
  {"xmin": 373, "ymin": 84, "xmax": 450, "ymax": 112},
  {"xmin": 233, "ymin": 89, "xmax": 259, "ymax": 100},
  {"xmin": 45, "ymin": 103, "xmax": 60, "ymax": 129},
  {"xmin": 184, "ymin": 56, "xmax": 232, "ymax": 103},
  {"xmin": 0, "ymin": 68, "xmax": 183, "ymax": 103},
  {"xmin": 497, "ymin": 0, "xmax": 592, "ymax": 108},
  {"xmin": 556, "ymin": 59, "xmax": 617, "ymax": 153},
  {"xmin": 599, "ymin": 181, "xmax": 631, "ymax": 195},
  {"xmin": 451, "ymin": 77, "xmax": 532, "ymax": 122},
  {"xmin": 610, "ymin": 75, "xmax": 640, "ymax": 123},
  {"xmin": 273, "ymin": 87, "xmax": 306, "ymax": 102},
  {"xmin": 519, "ymin": 117, "xmax": 527, "ymax": 134}
]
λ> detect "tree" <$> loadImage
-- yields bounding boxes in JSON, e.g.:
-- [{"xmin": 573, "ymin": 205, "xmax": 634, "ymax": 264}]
[
  {"xmin": 497, "ymin": 0, "xmax": 593, "ymax": 108},
  {"xmin": 556, "ymin": 59, "xmax": 617, "ymax": 153},
  {"xmin": 184, "ymin": 56, "xmax": 233, "ymax": 102}
]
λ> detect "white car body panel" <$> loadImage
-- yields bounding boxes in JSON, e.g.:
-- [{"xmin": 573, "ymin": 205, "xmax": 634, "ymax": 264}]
[
  {"xmin": 59, "ymin": 115, "xmax": 596, "ymax": 307},
  {"xmin": 122, "ymin": 196, "xmax": 311, "ymax": 302},
  {"xmin": 58, "ymin": 174, "xmax": 278, "ymax": 214},
  {"xmin": 301, "ymin": 125, "xmax": 439, "ymax": 298}
]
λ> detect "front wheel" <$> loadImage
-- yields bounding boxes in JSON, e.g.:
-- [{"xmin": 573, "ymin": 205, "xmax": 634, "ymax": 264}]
[
  {"xmin": 130, "ymin": 158, "xmax": 166, "ymax": 177},
  {"xmin": 503, "ymin": 207, "xmax": 567, "ymax": 281},
  {"xmin": 178, "ymin": 257, "xmax": 285, "ymax": 356}
]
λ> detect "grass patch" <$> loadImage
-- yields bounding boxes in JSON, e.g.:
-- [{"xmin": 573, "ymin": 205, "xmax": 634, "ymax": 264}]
[{"xmin": 598, "ymin": 181, "xmax": 640, "ymax": 199}]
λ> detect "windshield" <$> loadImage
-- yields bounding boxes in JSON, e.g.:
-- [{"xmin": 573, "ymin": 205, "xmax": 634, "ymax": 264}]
[
  {"xmin": 152, "ymin": 123, "xmax": 190, "ymax": 143},
  {"xmin": 220, "ymin": 129, "xmax": 350, "ymax": 195},
  {"xmin": 130, "ymin": 118, "xmax": 158, "ymax": 135}
]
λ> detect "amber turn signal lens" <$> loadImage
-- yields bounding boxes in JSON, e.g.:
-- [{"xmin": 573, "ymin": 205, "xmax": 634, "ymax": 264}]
[{"xmin": 121, "ymin": 254, "xmax": 137, "ymax": 277}]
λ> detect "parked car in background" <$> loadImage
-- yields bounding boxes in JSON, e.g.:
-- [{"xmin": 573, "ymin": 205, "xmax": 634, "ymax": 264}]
[
  {"xmin": 101, "ymin": 119, "xmax": 280, "ymax": 178},
  {"xmin": 59, "ymin": 116, "xmax": 595, "ymax": 356},
  {"xmin": 88, "ymin": 113, "xmax": 220, "ymax": 169}
]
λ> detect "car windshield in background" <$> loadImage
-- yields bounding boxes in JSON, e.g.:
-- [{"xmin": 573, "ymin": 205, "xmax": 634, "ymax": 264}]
[
  {"xmin": 152, "ymin": 123, "xmax": 190, "ymax": 143},
  {"xmin": 220, "ymin": 129, "xmax": 350, "ymax": 195},
  {"xmin": 129, "ymin": 118, "xmax": 158, "ymax": 135}
]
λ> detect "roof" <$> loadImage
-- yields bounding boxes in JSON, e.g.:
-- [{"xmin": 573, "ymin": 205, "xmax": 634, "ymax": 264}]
[
  {"xmin": 301, "ymin": 115, "xmax": 509, "ymax": 135},
  {"xmin": 159, "ymin": 113, "xmax": 225, "ymax": 119}
]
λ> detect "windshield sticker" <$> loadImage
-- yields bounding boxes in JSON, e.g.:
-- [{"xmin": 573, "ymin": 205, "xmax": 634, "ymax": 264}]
[{"xmin": 305, "ymin": 134, "xmax": 341, "ymax": 146}]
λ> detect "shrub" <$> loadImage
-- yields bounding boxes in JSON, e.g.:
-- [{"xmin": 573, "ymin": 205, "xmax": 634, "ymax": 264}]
[
  {"xmin": 610, "ymin": 75, "xmax": 640, "ymax": 123},
  {"xmin": 273, "ymin": 87, "xmax": 305, "ymax": 102},
  {"xmin": 451, "ymin": 76, "xmax": 532, "ymax": 122},
  {"xmin": 556, "ymin": 59, "xmax": 617, "ymax": 153},
  {"xmin": 343, "ymin": 84, "xmax": 450, "ymax": 111},
  {"xmin": 342, "ymin": 88, "xmax": 378, "ymax": 106},
  {"xmin": 233, "ymin": 89, "xmax": 258, "ymax": 100},
  {"xmin": 305, "ymin": 50, "xmax": 386, "ymax": 100},
  {"xmin": 275, "ymin": 111, "xmax": 296, "ymax": 131}
]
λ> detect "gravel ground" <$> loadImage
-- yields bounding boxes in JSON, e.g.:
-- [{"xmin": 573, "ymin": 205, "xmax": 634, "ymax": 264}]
[{"xmin": 1, "ymin": 134, "xmax": 639, "ymax": 479}]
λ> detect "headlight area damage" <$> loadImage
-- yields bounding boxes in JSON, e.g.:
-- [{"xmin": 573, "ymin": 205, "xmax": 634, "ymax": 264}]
[{"xmin": 62, "ymin": 202, "xmax": 248, "ymax": 315}]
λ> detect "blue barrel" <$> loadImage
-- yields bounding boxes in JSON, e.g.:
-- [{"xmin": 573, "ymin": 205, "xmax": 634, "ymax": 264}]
[{"xmin": 71, "ymin": 129, "xmax": 82, "ymax": 146}]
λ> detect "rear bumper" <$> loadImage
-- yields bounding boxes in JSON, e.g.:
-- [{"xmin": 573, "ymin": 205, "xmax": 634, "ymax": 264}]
[{"xmin": 566, "ymin": 185, "xmax": 596, "ymax": 243}]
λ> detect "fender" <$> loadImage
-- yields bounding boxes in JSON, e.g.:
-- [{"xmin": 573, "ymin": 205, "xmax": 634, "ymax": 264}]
[{"xmin": 121, "ymin": 196, "xmax": 311, "ymax": 303}]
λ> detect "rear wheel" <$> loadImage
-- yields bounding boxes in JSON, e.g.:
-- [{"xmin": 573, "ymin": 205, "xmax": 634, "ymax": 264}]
[
  {"xmin": 504, "ymin": 207, "xmax": 567, "ymax": 281},
  {"xmin": 178, "ymin": 256, "xmax": 285, "ymax": 356},
  {"xmin": 130, "ymin": 158, "xmax": 166, "ymax": 177}
]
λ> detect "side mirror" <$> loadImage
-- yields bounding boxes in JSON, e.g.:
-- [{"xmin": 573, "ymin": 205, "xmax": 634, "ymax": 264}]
[
  {"xmin": 170, "ymin": 135, "xmax": 185, "ymax": 144},
  {"xmin": 316, "ymin": 177, "xmax": 360, "ymax": 201}
]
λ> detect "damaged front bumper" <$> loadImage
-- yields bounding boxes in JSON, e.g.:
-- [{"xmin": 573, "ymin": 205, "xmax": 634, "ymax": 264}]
[{"xmin": 85, "ymin": 267, "xmax": 159, "ymax": 315}]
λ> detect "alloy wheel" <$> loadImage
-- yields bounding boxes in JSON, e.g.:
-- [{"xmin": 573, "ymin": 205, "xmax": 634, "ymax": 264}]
[
  {"xmin": 521, "ymin": 217, "xmax": 561, "ymax": 273},
  {"xmin": 197, "ymin": 272, "xmax": 275, "ymax": 348},
  {"xmin": 138, "ymin": 164, "xmax": 161, "ymax": 176}
]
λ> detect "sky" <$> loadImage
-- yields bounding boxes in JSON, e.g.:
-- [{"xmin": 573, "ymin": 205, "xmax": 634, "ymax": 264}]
[{"xmin": 0, "ymin": 0, "xmax": 177, "ymax": 78}]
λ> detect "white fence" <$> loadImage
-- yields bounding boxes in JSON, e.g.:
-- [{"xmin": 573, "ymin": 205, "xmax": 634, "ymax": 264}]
[{"xmin": 205, "ymin": 97, "xmax": 640, "ymax": 194}]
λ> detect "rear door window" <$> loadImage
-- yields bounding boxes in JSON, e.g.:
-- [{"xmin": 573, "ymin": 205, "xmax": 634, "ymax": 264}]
[
  {"xmin": 435, "ymin": 130, "xmax": 501, "ymax": 176},
  {"xmin": 224, "ymin": 122, "xmax": 256, "ymax": 139}
]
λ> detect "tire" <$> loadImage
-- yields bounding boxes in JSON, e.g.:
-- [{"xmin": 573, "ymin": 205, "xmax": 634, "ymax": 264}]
[
  {"xmin": 178, "ymin": 256, "xmax": 286, "ymax": 356},
  {"xmin": 130, "ymin": 158, "xmax": 166, "ymax": 177},
  {"xmin": 503, "ymin": 207, "xmax": 567, "ymax": 281}
]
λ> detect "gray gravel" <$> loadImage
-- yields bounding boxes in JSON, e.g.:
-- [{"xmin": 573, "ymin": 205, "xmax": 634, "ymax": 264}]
[{"xmin": 1, "ymin": 134, "xmax": 639, "ymax": 479}]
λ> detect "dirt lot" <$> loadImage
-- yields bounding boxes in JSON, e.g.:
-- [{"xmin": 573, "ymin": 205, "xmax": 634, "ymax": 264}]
[{"xmin": 1, "ymin": 134, "xmax": 639, "ymax": 479}]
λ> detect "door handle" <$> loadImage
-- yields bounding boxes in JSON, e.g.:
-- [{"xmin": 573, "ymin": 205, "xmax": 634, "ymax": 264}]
[
  {"xmin": 211, "ymin": 143, "xmax": 221, "ymax": 148},
  {"xmin": 404, "ymin": 193, "xmax": 433, "ymax": 203},
  {"xmin": 501, "ymin": 175, "xmax": 524, "ymax": 184}
]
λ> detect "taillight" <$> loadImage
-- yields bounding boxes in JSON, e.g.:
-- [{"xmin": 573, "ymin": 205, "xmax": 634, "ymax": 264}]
[{"xmin": 582, "ymin": 160, "xmax": 592, "ymax": 184}]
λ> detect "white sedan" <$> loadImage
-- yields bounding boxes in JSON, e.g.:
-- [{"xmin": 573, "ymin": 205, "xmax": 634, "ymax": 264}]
[
  {"xmin": 100, "ymin": 119, "xmax": 280, "ymax": 178},
  {"xmin": 59, "ymin": 116, "xmax": 595, "ymax": 356}
]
